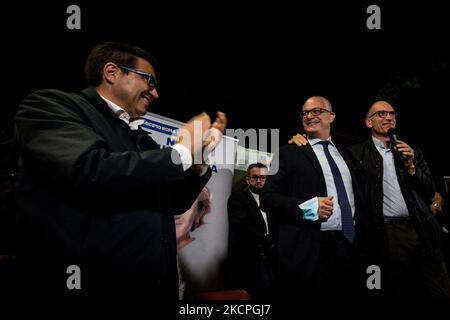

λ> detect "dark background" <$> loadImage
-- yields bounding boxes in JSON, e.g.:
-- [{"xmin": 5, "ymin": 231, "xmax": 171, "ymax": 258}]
[{"xmin": 2, "ymin": 1, "xmax": 449, "ymax": 178}]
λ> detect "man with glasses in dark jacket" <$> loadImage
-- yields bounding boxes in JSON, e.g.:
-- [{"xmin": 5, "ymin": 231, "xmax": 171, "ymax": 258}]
[
  {"xmin": 226, "ymin": 163, "xmax": 277, "ymax": 299},
  {"xmin": 14, "ymin": 42, "xmax": 226, "ymax": 300},
  {"xmin": 348, "ymin": 101, "xmax": 449, "ymax": 300}
]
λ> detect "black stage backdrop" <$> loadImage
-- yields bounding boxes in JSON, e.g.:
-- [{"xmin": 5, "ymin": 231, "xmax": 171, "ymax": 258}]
[{"xmin": 2, "ymin": 1, "xmax": 449, "ymax": 186}]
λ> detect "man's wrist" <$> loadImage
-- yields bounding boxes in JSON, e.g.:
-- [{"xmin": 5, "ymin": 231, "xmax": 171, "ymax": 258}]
[{"xmin": 171, "ymin": 144, "xmax": 193, "ymax": 171}]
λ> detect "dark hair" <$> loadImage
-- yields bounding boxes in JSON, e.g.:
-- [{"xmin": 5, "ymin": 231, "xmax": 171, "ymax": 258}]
[
  {"xmin": 247, "ymin": 162, "xmax": 267, "ymax": 176},
  {"xmin": 84, "ymin": 42, "xmax": 158, "ymax": 86}
]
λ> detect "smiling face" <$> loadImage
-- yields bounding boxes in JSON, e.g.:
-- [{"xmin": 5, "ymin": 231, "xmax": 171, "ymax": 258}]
[
  {"xmin": 113, "ymin": 57, "xmax": 159, "ymax": 118},
  {"xmin": 301, "ymin": 96, "xmax": 335, "ymax": 140},
  {"xmin": 365, "ymin": 101, "xmax": 397, "ymax": 141}
]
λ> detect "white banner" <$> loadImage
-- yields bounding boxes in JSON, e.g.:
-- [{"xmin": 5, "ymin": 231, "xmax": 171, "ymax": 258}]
[
  {"xmin": 141, "ymin": 112, "xmax": 237, "ymax": 298},
  {"xmin": 235, "ymin": 145, "xmax": 274, "ymax": 171}
]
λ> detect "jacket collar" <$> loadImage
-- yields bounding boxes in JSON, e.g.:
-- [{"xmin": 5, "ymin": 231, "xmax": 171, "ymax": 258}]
[{"xmin": 81, "ymin": 86, "xmax": 117, "ymax": 119}]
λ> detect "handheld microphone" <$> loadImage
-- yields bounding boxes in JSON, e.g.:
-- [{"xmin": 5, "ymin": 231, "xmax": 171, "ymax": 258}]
[{"xmin": 387, "ymin": 128, "xmax": 409, "ymax": 161}]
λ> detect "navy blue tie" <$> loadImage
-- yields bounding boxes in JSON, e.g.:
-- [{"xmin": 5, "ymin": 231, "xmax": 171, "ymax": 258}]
[{"xmin": 319, "ymin": 141, "xmax": 355, "ymax": 242}]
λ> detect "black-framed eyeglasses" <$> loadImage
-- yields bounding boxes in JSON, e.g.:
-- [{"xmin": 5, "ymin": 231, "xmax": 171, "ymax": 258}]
[
  {"xmin": 300, "ymin": 108, "xmax": 333, "ymax": 118},
  {"xmin": 117, "ymin": 65, "xmax": 157, "ymax": 90},
  {"xmin": 249, "ymin": 175, "xmax": 267, "ymax": 181},
  {"xmin": 367, "ymin": 110, "xmax": 397, "ymax": 119}
]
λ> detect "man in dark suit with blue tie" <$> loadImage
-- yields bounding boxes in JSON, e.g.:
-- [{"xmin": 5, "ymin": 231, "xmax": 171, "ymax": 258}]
[
  {"xmin": 226, "ymin": 163, "xmax": 277, "ymax": 299},
  {"xmin": 261, "ymin": 96, "xmax": 365, "ymax": 299}
]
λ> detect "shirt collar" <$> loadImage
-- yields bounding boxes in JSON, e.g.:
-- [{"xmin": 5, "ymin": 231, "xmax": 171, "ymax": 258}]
[
  {"xmin": 100, "ymin": 95, "xmax": 126, "ymax": 117},
  {"xmin": 309, "ymin": 136, "xmax": 334, "ymax": 147},
  {"xmin": 100, "ymin": 95, "xmax": 144, "ymax": 130},
  {"xmin": 372, "ymin": 135, "xmax": 390, "ymax": 150},
  {"xmin": 249, "ymin": 190, "xmax": 260, "ymax": 199}
]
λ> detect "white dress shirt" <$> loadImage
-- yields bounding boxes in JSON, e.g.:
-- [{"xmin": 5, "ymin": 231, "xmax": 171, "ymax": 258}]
[
  {"xmin": 301, "ymin": 137, "xmax": 356, "ymax": 231},
  {"xmin": 250, "ymin": 191, "xmax": 270, "ymax": 235},
  {"xmin": 372, "ymin": 136, "xmax": 409, "ymax": 218}
]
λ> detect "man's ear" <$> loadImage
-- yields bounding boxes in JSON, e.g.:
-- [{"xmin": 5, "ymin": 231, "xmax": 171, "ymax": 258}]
[
  {"xmin": 365, "ymin": 118, "xmax": 373, "ymax": 129},
  {"xmin": 329, "ymin": 112, "xmax": 336, "ymax": 123},
  {"xmin": 103, "ymin": 62, "xmax": 120, "ymax": 84}
]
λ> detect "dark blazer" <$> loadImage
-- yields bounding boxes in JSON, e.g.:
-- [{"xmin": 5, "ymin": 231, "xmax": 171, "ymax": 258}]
[
  {"xmin": 260, "ymin": 143, "xmax": 365, "ymax": 291},
  {"xmin": 347, "ymin": 139, "xmax": 443, "ymax": 264},
  {"xmin": 14, "ymin": 86, "xmax": 209, "ymax": 298},
  {"xmin": 226, "ymin": 188, "xmax": 277, "ymax": 298}
]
